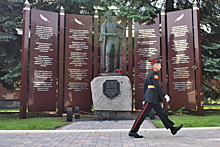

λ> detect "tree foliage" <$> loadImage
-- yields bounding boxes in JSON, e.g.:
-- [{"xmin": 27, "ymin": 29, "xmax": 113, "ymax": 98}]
[
  {"xmin": 199, "ymin": 0, "xmax": 220, "ymax": 100},
  {"xmin": 96, "ymin": 0, "xmax": 157, "ymax": 23},
  {"xmin": 0, "ymin": 0, "xmax": 23, "ymax": 90}
]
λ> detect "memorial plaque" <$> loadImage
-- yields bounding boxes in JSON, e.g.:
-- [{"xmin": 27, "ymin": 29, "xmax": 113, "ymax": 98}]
[
  {"xmin": 29, "ymin": 9, "xmax": 58, "ymax": 112},
  {"xmin": 134, "ymin": 15, "xmax": 160, "ymax": 109},
  {"xmin": 167, "ymin": 9, "xmax": 196, "ymax": 109},
  {"xmin": 64, "ymin": 14, "xmax": 92, "ymax": 111},
  {"xmin": 103, "ymin": 80, "xmax": 120, "ymax": 99}
]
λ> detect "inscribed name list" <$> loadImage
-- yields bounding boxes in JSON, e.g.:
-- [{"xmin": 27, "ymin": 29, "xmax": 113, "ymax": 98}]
[{"xmin": 67, "ymin": 27, "xmax": 90, "ymax": 91}]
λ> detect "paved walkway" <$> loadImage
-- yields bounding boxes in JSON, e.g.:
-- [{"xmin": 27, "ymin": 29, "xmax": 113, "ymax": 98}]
[{"xmin": 0, "ymin": 120, "xmax": 220, "ymax": 147}]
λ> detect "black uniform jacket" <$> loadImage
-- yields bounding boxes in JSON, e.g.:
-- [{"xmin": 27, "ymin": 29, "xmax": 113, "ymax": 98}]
[{"xmin": 143, "ymin": 68, "xmax": 166, "ymax": 104}]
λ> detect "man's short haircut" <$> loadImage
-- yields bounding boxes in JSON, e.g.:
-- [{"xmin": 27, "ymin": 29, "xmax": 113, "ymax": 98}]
[
  {"xmin": 151, "ymin": 62, "xmax": 161, "ymax": 66},
  {"xmin": 151, "ymin": 62, "xmax": 156, "ymax": 66}
]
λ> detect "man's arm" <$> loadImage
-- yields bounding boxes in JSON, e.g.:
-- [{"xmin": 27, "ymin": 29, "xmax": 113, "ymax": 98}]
[
  {"xmin": 143, "ymin": 78, "xmax": 148, "ymax": 95},
  {"xmin": 143, "ymin": 78, "xmax": 148, "ymax": 102},
  {"xmin": 99, "ymin": 23, "xmax": 105, "ymax": 42},
  {"xmin": 152, "ymin": 71, "xmax": 166, "ymax": 97},
  {"xmin": 116, "ymin": 23, "xmax": 125, "ymax": 39}
]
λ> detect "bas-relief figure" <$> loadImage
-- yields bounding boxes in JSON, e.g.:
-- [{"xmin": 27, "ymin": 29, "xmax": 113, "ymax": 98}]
[{"xmin": 99, "ymin": 10, "xmax": 125, "ymax": 73}]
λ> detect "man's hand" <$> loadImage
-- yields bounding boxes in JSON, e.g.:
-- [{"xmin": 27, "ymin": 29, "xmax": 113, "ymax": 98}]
[
  {"xmin": 164, "ymin": 94, "xmax": 170, "ymax": 102},
  {"xmin": 142, "ymin": 101, "xmax": 145, "ymax": 105}
]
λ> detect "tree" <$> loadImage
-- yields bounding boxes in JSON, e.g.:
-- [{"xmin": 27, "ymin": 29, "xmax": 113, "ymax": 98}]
[
  {"xmin": 172, "ymin": 0, "xmax": 220, "ymax": 101},
  {"xmin": 199, "ymin": 0, "xmax": 220, "ymax": 101},
  {"xmin": 0, "ymin": 0, "xmax": 23, "ymax": 90},
  {"xmin": 95, "ymin": 0, "xmax": 158, "ymax": 23}
]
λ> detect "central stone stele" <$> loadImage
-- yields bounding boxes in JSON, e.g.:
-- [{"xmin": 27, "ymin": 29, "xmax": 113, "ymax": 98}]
[{"xmin": 91, "ymin": 76, "xmax": 132, "ymax": 120}]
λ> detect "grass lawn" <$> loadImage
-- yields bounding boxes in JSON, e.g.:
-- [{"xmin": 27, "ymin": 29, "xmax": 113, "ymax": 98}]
[
  {"xmin": 151, "ymin": 109, "xmax": 220, "ymax": 128},
  {"xmin": 203, "ymin": 105, "xmax": 220, "ymax": 109},
  {"xmin": 0, "ymin": 105, "xmax": 220, "ymax": 130},
  {"xmin": 0, "ymin": 112, "xmax": 71, "ymax": 130}
]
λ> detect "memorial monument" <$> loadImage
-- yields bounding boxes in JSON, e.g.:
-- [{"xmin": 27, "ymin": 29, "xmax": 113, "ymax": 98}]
[
  {"xmin": 20, "ymin": 2, "xmax": 203, "ymax": 118},
  {"xmin": 91, "ymin": 10, "xmax": 131, "ymax": 120},
  {"xmin": 91, "ymin": 76, "xmax": 132, "ymax": 120}
]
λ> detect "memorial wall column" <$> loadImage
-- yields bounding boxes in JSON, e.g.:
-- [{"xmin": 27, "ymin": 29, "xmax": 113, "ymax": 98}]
[
  {"xmin": 29, "ymin": 9, "xmax": 58, "ymax": 112},
  {"xmin": 167, "ymin": 9, "xmax": 196, "ymax": 109},
  {"xmin": 161, "ymin": 10, "xmax": 168, "ymax": 112},
  {"xmin": 64, "ymin": 14, "xmax": 92, "ymax": 111},
  {"xmin": 193, "ymin": 2, "xmax": 204, "ymax": 115},
  {"xmin": 57, "ymin": 7, "xmax": 65, "ymax": 117},
  {"xmin": 94, "ymin": 10, "xmax": 99, "ymax": 77},
  {"xmin": 134, "ymin": 16, "xmax": 160, "ymax": 109},
  {"xmin": 20, "ymin": 1, "xmax": 30, "ymax": 118},
  {"xmin": 128, "ymin": 19, "xmax": 133, "ymax": 110}
]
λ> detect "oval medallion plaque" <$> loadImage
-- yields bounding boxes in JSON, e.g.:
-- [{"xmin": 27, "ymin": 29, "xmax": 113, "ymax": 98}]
[{"xmin": 103, "ymin": 80, "xmax": 120, "ymax": 99}]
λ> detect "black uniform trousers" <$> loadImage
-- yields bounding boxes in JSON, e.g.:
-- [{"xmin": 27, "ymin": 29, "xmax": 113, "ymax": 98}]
[{"xmin": 131, "ymin": 101, "xmax": 174, "ymax": 132}]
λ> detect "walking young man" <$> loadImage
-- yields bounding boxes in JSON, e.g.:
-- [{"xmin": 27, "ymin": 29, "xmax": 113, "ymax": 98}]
[{"xmin": 129, "ymin": 56, "xmax": 183, "ymax": 138}]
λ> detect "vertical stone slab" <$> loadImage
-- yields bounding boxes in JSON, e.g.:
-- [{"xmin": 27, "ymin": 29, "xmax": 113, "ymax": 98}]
[
  {"xmin": 161, "ymin": 10, "xmax": 168, "ymax": 112},
  {"xmin": 193, "ymin": 3, "xmax": 204, "ymax": 115},
  {"xmin": 94, "ymin": 11, "xmax": 99, "ymax": 77},
  {"xmin": 57, "ymin": 7, "xmax": 65, "ymax": 117},
  {"xmin": 29, "ymin": 9, "xmax": 58, "ymax": 112},
  {"xmin": 127, "ymin": 19, "xmax": 133, "ymax": 110},
  {"xmin": 128, "ymin": 19, "xmax": 133, "ymax": 81},
  {"xmin": 64, "ymin": 14, "xmax": 92, "ymax": 111},
  {"xmin": 134, "ymin": 16, "xmax": 160, "ymax": 109},
  {"xmin": 167, "ymin": 9, "xmax": 196, "ymax": 109},
  {"xmin": 20, "ymin": 1, "xmax": 30, "ymax": 118}
]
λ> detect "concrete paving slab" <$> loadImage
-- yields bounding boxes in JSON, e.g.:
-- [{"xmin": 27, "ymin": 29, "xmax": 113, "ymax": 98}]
[{"xmin": 0, "ymin": 120, "xmax": 220, "ymax": 147}]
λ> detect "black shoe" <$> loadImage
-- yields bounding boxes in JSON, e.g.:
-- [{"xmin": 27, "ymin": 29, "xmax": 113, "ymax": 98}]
[
  {"xmin": 171, "ymin": 124, "xmax": 183, "ymax": 135},
  {"xmin": 128, "ymin": 131, "xmax": 143, "ymax": 138}
]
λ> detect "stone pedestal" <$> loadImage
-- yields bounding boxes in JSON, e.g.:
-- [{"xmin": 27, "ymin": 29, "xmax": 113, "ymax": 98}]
[{"xmin": 91, "ymin": 76, "xmax": 132, "ymax": 120}]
